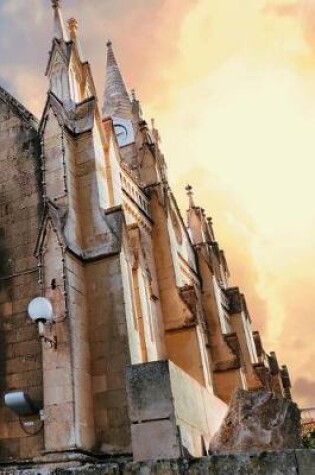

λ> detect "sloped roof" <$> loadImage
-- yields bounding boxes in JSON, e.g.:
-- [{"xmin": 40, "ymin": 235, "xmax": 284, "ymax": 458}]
[{"xmin": 0, "ymin": 84, "xmax": 38, "ymax": 129}]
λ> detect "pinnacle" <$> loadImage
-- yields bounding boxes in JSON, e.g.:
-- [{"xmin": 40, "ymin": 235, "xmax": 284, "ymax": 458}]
[
  {"xmin": 186, "ymin": 184, "xmax": 196, "ymax": 209},
  {"xmin": 51, "ymin": 0, "xmax": 60, "ymax": 8},
  {"xmin": 51, "ymin": 0, "xmax": 69, "ymax": 41},
  {"xmin": 102, "ymin": 41, "xmax": 132, "ymax": 119},
  {"xmin": 68, "ymin": 18, "xmax": 78, "ymax": 33}
]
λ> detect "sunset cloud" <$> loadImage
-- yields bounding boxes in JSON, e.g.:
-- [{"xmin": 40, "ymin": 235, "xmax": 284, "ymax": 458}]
[
  {"xmin": 264, "ymin": 1, "xmax": 299, "ymax": 17},
  {"xmin": 295, "ymin": 378, "xmax": 315, "ymax": 406}
]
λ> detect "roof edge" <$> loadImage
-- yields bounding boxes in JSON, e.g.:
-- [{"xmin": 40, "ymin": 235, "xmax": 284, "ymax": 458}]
[{"xmin": 0, "ymin": 84, "xmax": 39, "ymax": 130}]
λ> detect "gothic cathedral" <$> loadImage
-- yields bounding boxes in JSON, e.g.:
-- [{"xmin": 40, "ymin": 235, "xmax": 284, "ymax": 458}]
[{"xmin": 0, "ymin": 0, "xmax": 292, "ymax": 463}]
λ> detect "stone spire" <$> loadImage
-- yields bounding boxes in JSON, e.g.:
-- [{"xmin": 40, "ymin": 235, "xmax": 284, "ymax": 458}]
[
  {"xmin": 102, "ymin": 40, "xmax": 132, "ymax": 119},
  {"xmin": 51, "ymin": 0, "xmax": 69, "ymax": 41}
]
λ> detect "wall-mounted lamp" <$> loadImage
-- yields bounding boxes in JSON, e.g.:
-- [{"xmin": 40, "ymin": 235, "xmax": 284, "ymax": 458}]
[
  {"xmin": 27, "ymin": 297, "xmax": 57, "ymax": 349},
  {"xmin": 4, "ymin": 391, "xmax": 44, "ymax": 435},
  {"xmin": 4, "ymin": 391, "xmax": 39, "ymax": 416}
]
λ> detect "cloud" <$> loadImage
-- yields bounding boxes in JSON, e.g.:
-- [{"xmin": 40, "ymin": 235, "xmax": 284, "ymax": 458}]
[
  {"xmin": 264, "ymin": 0, "xmax": 315, "ymax": 52},
  {"xmin": 148, "ymin": 0, "xmax": 315, "ymax": 406},
  {"xmin": 73, "ymin": 0, "xmax": 197, "ymax": 110},
  {"xmin": 294, "ymin": 378, "xmax": 315, "ymax": 406},
  {"xmin": 264, "ymin": 2, "xmax": 299, "ymax": 17},
  {"xmin": 269, "ymin": 264, "xmax": 315, "ymax": 405},
  {"xmin": 0, "ymin": 0, "xmax": 197, "ymax": 116},
  {"xmin": 0, "ymin": 0, "xmax": 44, "ymax": 22}
]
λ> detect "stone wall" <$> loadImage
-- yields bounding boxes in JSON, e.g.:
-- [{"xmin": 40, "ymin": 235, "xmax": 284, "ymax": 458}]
[
  {"xmin": 0, "ymin": 91, "xmax": 43, "ymax": 460},
  {"xmin": 0, "ymin": 450, "xmax": 314, "ymax": 475}
]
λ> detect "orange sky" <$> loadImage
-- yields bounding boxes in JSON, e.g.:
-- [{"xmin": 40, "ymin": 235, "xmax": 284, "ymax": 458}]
[
  {"xmin": 1, "ymin": 0, "xmax": 314, "ymax": 406},
  {"xmin": 154, "ymin": 0, "xmax": 315, "ymax": 406},
  {"xmin": 111, "ymin": 0, "xmax": 315, "ymax": 405}
]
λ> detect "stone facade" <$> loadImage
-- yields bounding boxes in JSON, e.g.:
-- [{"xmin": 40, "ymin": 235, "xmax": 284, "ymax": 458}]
[
  {"xmin": 0, "ymin": 0, "xmax": 294, "ymax": 465},
  {"xmin": 0, "ymin": 87, "xmax": 44, "ymax": 460}
]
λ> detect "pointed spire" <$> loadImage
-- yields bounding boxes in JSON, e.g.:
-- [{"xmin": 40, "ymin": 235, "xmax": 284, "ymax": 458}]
[
  {"xmin": 51, "ymin": 0, "xmax": 69, "ymax": 41},
  {"xmin": 186, "ymin": 184, "xmax": 196, "ymax": 209},
  {"xmin": 102, "ymin": 41, "xmax": 132, "ymax": 119}
]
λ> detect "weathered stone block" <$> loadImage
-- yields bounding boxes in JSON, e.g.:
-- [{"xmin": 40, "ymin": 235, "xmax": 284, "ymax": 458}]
[
  {"xmin": 126, "ymin": 361, "xmax": 173, "ymax": 423},
  {"xmin": 210, "ymin": 389, "xmax": 302, "ymax": 452},
  {"xmin": 295, "ymin": 449, "xmax": 315, "ymax": 474},
  {"xmin": 131, "ymin": 420, "xmax": 181, "ymax": 462}
]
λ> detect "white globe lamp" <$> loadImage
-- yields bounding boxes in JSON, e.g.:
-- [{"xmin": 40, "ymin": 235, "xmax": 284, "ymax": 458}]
[
  {"xmin": 27, "ymin": 297, "xmax": 54, "ymax": 323},
  {"xmin": 27, "ymin": 297, "xmax": 57, "ymax": 349}
]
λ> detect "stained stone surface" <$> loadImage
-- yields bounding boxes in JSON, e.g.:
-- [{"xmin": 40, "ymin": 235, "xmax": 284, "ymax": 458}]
[
  {"xmin": 209, "ymin": 389, "xmax": 302, "ymax": 453},
  {"xmin": 1, "ymin": 450, "xmax": 314, "ymax": 475}
]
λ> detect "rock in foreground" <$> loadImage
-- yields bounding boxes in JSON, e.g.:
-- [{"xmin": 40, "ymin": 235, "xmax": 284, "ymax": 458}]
[{"xmin": 210, "ymin": 389, "xmax": 302, "ymax": 452}]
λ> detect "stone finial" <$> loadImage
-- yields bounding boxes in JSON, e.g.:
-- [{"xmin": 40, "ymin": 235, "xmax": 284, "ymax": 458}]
[
  {"xmin": 207, "ymin": 216, "xmax": 215, "ymax": 241},
  {"xmin": 67, "ymin": 17, "xmax": 84, "ymax": 60},
  {"xmin": 51, "ymin": 0, "xmax": 60, "ymax": 9},
  {"xmin": 68, "ymin": 17, "xmax": 78, "ymax": 34},
  {"xmin": 131, "ymin": 89, "xmax": 137, "ymax": 101},
  {"xmin": 185, "ymin": 184, "xmax": 196, "ymax": 209},
  {"xmin": 207, "ymin": 217, "xmax": 214, "ymax": 228}
]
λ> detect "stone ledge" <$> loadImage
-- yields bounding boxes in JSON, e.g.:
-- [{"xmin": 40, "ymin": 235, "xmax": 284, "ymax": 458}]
[{"xmin": 0, "ymin": 450, "xmax": 314, "ymax": 475}]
